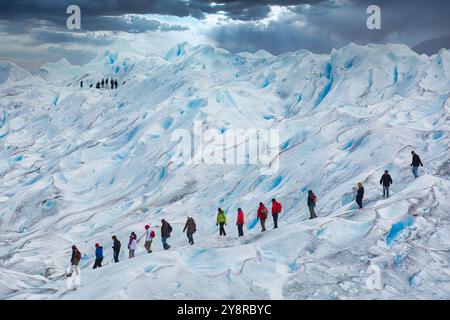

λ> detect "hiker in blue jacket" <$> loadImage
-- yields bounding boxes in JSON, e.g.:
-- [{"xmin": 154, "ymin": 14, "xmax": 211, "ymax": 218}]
[{"xmin": 93, "ymin": 243, "xmax": 103, "ymax": 269}]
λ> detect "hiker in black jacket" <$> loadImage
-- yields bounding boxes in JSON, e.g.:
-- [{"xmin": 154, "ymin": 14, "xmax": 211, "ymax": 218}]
[
  {"xmin": 411, "ymin": 151, "xmax": 423, "ymax": 178},
  {"xmin": 380, "ymin": 170, "xmax": 393, "ymax": 198},
  {"xmin": 356, "ymin": 182, "xmax": 364, "ymax": 209},
  {"xmin": 161, "ymin": 219, "xmax": 172, "ymax": 250},
  {"xmin": 112, "ymin": 235, "xmax": 121, "ymax": 263}
]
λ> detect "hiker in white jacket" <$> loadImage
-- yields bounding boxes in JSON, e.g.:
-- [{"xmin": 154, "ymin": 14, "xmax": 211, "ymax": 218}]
[{"xmin": 128, "ymin": 232, "xmax": 137, "ymax": 258}]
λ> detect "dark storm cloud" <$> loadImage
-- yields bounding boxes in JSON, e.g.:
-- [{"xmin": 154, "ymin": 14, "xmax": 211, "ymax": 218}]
[
  {"xmin": 208, "ymin": 0, "xmax": 450, "ymax": 55},
  {"xmin": 0, "ymin": 0, "xmax": 327, "ymax": 53},
  {"xmin": 81, "ymin": 16, "xmax": 189, "ymax": 33},
  {"xmin": 1, "ymin": 0, "xmax": 450, "ymax": 71},
  {"xmin": 0, "ymin": 1, "xmax": 327, "ymax": 24}
]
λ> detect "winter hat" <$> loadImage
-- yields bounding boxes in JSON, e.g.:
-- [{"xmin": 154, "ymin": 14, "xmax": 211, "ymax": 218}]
[
  {"xmin": 145, "ymin": 224, "xmax": 150, "ymax": 230},
  {"xmin": 95, "ymin": 243, "xmax": 100, "ymax": 248}
]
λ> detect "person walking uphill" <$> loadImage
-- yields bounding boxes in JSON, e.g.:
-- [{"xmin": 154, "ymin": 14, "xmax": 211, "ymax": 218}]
[
  {"xmin": 112, "ymin": 235, "xmax": 121, "ymax": 263},
  {"xmin": 161, "ymin": 219, "xmax": 172, "ymax": 250},
  {"xmin": 183, "ymin": 217, "xmax": 196, "ymax": 245},
  {"xmin": 271, "ymin": 198, "xmax": 282, "ymax": 229},
  {"xmin": 236, "ymin": 208, "xmax": 245, "ymax": 237},
  {"xmin": 307, "ymin": 190, "xmax": 318, "ymax": 219},
  {"xmin": 144, "ymin": 225, "xmax": 155, "ymax": 253},
  {"xmin": 67, "ymin": 245, "xmax": 81, "ymax": 277},
  {"xmin": 128, "ymin": 232, "xmax": 137, "ymax": 258},
  {"xmin": 411, "ymin": 151, "xmax": 423, "ymax": 178},
  {"xmin": 356, "ymin": 183, "xmax": 364, "ymax": 209},
  {"xmin": 216, "ymin": 208, "xmax": 227, "ymax": 236},
  {"xmin": 380, "ymin": 170, "xmax": 393, "ymax": 198},
  {"xmin": 93, "ymin": 243, "xmax": 103, "ymax": 269},
  {"xmin": 257, "ymin": 202, "xmax": 268, "ymax": 232}
]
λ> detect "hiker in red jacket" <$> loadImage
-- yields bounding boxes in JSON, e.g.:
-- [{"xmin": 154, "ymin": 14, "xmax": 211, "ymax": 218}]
[
  {"xmin": 271, "ymin": 198, "xmax": 282, "ymax": 229},
  {"xmin": 257, "ymin": 202, "xmax": 268, "ymax": 232},
  {"xmin": 144, "ymin": 225, "xmax": 155, "ymax": 253},
  {"xmin": 236, "ymin": 208, "xmax": 245, "ymax": 237}
]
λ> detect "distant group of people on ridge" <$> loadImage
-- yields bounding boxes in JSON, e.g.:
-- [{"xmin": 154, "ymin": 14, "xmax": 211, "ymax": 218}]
[
  {"xmin": 80, "ymin": 78, "xmax": 119, "ymax": 90},
  {"xmin": 66, "ymin": 151, "xmax": 424, "ymax": 277}
]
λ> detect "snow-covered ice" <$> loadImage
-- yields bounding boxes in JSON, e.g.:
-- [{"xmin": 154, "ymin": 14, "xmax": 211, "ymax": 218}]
[{"xmin": 0, "ymin": 41, "xmax": 449, "ymax": 299}]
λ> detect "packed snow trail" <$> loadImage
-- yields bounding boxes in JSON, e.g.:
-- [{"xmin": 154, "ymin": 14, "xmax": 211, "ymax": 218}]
[{"xmin": 0, "ymin": 42, "xmax": 450, "ymax": 299}]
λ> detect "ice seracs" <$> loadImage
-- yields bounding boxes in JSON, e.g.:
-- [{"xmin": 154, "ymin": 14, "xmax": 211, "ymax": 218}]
[{"xmin": 0, "ymin": 40, "xmax": 449, "ymax": 299}]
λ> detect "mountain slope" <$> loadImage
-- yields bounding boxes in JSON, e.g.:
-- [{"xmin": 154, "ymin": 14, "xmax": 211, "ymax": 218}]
[{"xmin": 0, "ymin": 42, "xmax": 449, "ymax": 299}]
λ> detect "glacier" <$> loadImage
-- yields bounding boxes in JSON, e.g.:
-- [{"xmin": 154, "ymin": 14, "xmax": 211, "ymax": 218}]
[{"xmin": 0, "ymin": 41, "xmax": 449, "ymax": 299}]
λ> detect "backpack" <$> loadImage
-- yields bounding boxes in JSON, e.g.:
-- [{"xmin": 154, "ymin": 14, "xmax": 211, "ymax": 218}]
[
  {"xmin": 150, "ymin": 230, "xmax": 155, "ymax": 238},
  {"xmin": 275, "ymin": 202, "xmax": 282, "ymax": 213},
  {"xmin": 312, "ymin": 194, "xmax": 317, "ymax": 204},
  {"xmin": 168, "ymin": 224, "xmax": 173, "ymax": 234},
  {"xmin": 75, "ymin": 249, "xmax": 81, "ymax": 260},
  {"xmin": 261, "ymin": 207, "xmax": 268, "ymax": 219}
]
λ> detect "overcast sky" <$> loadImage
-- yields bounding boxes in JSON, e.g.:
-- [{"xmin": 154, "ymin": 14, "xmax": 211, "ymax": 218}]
[{"xmin": 1, "ymin": 0, "xmax": 449, "ymax": 71}]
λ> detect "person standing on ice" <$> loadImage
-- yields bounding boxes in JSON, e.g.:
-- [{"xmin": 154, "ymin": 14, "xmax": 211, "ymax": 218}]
[
  {"xmin": 257, "ymin": 202, "xmax": 268, "ymax": 232},
  {"xmin": 96, "ymin": 82, "xmax": 100, "ymax": 89},
  {"xmin": 271, "ymin": 198, "xmax": 282, "ymax": 229},
  {"xmin": 236, "ymin": 208, "xmax": 245, "ymax": 237},
  {"xmin": 80, "ymin": 81, "xmax": 83, "ymax": 88},
  {"xmin": 110, "ymin": 78, "xmax": 114, "ymax": 89},
  {"xmin": 183, "ymin": 217, "xmax": 196, "ymax": 245},
  {"xmin": 379, "ymin": 170, "xmax": 393, "ymax": 198},
  {"xmin": 355, "ymin": 182, "xmax": 364, "ymax": 209},
  {"xmin": 105, "ymin": 78, "xmax": 108, "ymax": 87},
  {"xmin": 161, "ymin": 219, "xmax": 172, "ymax": 250},
  {"xmin": 411, "ymin": 151, "xmax": 423, "ymax": 178},
  {"xmin": 101, "ymin": 79, "xmax": 105, "ymax": 88},
  {"xmin": 93, "ymin": 243, "xmax": 103, "ymax": 269},
  {"xmin": 114, "ymin": 79, "xmax": 118, "ymax": 89},
  {"xmin": 144, "ymin": 224, "xmax": 155, "ymax": 253},
  {"xmin": 307, "ymin": 190, "xmax": 318, "ymax": 219},
  {"xmin": 128, "ymin": 232, "xmax": 137, "ymax": 258},
  {"xmin": 67, "ymin": 245, "xmax": 81, "ymax": 277},
  {"xmin": 112, "ymin": 235, "xmax": 121, "ymax": 263},
  {"xmin": 216, "ymin": 208, "xmax": 227, "ymax": 236}
]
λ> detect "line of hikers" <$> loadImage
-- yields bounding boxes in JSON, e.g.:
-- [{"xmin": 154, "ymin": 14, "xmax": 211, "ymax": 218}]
[
  {"xmin": 67, "ymin": 151, "xmax": 424, "ymax": 276},
  {"xmin": 358, "ymin": 151, "xmax": 424, "ymax": 209},
  {"xmin": 67, "ymin": 199, "xmax": 282, "ymax": 275},
  {"xmin": 80, "ymin": 78, "xmax": 119, "ymax": 90}
]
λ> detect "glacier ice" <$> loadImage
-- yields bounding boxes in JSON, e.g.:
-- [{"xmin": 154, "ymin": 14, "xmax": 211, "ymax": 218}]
[{"xmin": 0, "ymin": 41, "xmax": 449, "ymax": 299}]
